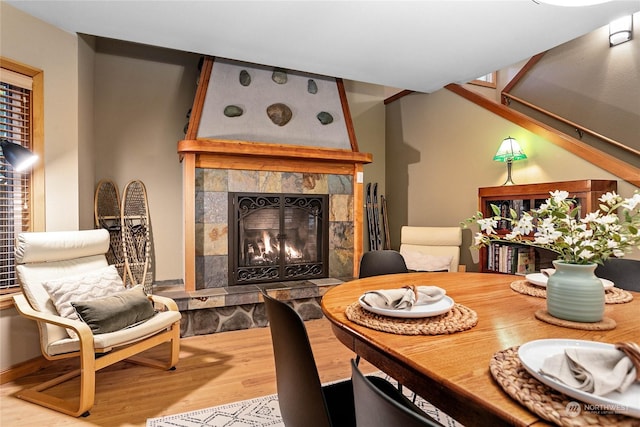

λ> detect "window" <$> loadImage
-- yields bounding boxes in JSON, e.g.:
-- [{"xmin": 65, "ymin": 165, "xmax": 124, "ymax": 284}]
[
  {"xmin": 0, "ymin": 59, "xmax": 44, "ymax": 299},
  {"xmin": 469, "ymin": 72, "xmax": 497, "ymax": 89}
]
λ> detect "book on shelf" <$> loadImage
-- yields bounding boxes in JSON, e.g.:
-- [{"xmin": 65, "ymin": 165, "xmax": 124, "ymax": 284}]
[
  {"xmin": 516, "ymin": 247, "xmax": 535, "ymax": 275},
  {"xmin": 486, "ymin": 243, "xmax": 535, "ymax": 275}
]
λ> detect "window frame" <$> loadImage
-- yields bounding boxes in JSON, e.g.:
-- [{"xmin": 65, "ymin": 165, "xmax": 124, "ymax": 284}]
[
  {"xmin": 469, "ymin": 72, "xmax": 497, "ymax": 89},
  {"xmin": 0, "ymin": 57, "xmax": 45, "ymax": 308}
]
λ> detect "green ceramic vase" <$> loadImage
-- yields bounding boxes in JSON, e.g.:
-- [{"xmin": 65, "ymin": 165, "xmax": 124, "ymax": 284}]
[{"xmin": 546, "ymin": 260, "xmax": 605, "ymax": 322}]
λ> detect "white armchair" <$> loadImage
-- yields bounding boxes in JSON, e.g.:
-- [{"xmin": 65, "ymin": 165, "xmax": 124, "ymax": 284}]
[
  {"xmin": 11, "ymin": 229, "xmax": 181, "ymax": 417},
  {"xmin": 399, "ymin": 226, "xmax": 463, "ymax": 272}
]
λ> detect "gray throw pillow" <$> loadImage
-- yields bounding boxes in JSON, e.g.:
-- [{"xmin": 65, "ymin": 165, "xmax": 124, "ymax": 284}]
[{"xmin": 71, "ymin": 285, "xmax": 156, "ymax": 334}]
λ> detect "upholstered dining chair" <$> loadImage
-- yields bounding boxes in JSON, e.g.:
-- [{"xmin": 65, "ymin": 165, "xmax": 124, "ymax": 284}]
[
  {"xmin": 595, "ymin": 258, "xmax": 640, "ymax": 291},
  {"xmin": 359, "ymin": 250, "xmax": 409, "ymax": 278},
  {"xmin": 261, "ymin": 291, "xmax": 406, "ymax": 427},
  {"xmin": 12, "ymin": 229, "xmax": 181, "ymax": 417},
  {"xmin": 399, "ymin": 226, "xmax": 463, "ymax": 272},
  {"xmin": 351, "ymin": 359, "xmax": 444, "ymax": 427}
]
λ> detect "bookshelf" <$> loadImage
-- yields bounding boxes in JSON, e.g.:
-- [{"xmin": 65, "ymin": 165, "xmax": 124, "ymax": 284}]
[{"xmin": 478, "ymin": 180, "xmax": 617, "ymax": 274}]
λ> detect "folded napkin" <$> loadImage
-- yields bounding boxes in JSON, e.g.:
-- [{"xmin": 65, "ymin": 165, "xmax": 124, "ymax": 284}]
[
  {"xmin": 360, "ymin": 285, "xmax": 445, "ymax": 310},
  {"xmin": 541, "ymin": 268, "xmax": 555, "ymax": 277},
  {"xmin": 539, "ymin": 346, "xmax": 637, "ymax": 396}
]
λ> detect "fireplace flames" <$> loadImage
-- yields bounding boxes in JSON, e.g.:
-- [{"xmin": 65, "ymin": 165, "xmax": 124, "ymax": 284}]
[{"xmin": 245, "ymin": 231, "xmax": 304, "ymax": 265}]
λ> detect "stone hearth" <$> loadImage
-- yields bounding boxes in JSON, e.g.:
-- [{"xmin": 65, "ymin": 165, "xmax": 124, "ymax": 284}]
[{"xmin": 155, "ymin": 277, "xmax": 343, "ymax": 337}]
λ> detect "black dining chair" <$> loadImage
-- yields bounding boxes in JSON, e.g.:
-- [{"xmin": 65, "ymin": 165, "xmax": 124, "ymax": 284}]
[
  {"xmin": 261, "ymin": 291, "xmax": 411, "ymax": 427},
  {"xmin": 351, "ymin": 359, "xmax": 444, "ymax": 427},
  {"xmin": 359, "ymin": 250, "xmax": 409, "ymax": 278},
  {"xmin": 595, "ymin": 258, "xmax": 640, "ymax": 291}
]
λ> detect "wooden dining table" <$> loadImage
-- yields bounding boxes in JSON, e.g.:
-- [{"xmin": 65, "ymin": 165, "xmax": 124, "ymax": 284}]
[{"xmin": 320, "ymin": 272, "xmax": 639, "ymax": 427}]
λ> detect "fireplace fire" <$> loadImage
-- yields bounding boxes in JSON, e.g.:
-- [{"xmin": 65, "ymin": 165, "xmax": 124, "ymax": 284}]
[{"xmin": 229, "ymin": 193, "xmax": 329, "ymax": 285}]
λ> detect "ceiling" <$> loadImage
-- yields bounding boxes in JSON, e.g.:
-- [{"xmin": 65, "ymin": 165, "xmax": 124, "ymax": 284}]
[{"xmin": 6, "ymin": 1, "xmax": 640, "ymax": 93}]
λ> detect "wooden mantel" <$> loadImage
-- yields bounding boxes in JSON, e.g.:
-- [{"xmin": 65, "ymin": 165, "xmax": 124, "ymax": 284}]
[
  {"xmin": 178, "ymin": 139, "xmax": 372, "ymax": 173},
  {"xmin": 178, "ymin": 139, "xmax": 372, "ymax": 292}
]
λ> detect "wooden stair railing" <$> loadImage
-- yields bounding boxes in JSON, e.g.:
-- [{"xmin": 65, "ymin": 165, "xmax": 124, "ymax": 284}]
[
  {"xmin": 445, "ymin": 83, "xmax": 640, "ymax": 187},
  {"xmin": 502, "ymin": 91, "xmax": 640, "ymax": 158}
]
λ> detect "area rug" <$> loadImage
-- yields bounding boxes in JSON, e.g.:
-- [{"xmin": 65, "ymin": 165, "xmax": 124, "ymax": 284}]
[{"xmin": 146, "ymin": 373, "xmax": 463, "ymax": 427}]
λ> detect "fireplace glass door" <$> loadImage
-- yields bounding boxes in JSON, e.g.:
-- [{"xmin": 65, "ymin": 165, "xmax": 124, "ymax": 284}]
[{"xmin": 229, "ymin": 193, "xmax": 329, "ymax": 285}]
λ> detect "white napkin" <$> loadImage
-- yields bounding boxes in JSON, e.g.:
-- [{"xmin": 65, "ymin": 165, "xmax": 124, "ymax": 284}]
[
  {"xmin": 541, "ymin": 268, "xmax": 555, "ymax": 277},
  {"xmin": 539, "ymin": 347, "xmax": 637, "ymax": 396},
  {"xmin": 360, "ymin": 285, "xmax": 446, "ymax": 310}
]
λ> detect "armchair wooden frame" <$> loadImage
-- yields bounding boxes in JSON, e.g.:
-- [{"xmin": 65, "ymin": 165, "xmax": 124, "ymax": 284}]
[
  {"xmin": 12, "ymin": 294, "xmax": 180, "ymax": 417},
  {"xmin": 11, "ymin": 229, "xmax": 181, "ymax": 417}
]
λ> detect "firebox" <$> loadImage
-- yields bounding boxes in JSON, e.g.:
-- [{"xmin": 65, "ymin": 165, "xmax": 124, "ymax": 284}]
[{"xmin": 229, "ymin": 193, "xmax": 329, "ymax": 285}]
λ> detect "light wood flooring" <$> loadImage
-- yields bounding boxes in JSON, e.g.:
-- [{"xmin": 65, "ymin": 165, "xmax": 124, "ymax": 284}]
[{"xmin": 0, "ymin": 318, "xmax": 377, "ymax": 427}]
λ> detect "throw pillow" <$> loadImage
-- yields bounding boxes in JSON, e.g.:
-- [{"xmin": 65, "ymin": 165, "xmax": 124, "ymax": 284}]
[
  {"xmin": 402, "ymin": 251, "xmax": 453, "ymax": 272},
  {"xmin": 72, "ymin": 285, "xmax": 156, "ymax": 334},
  {"xmin": 41, "ymin": 264, "xmax": 125, "ymax": 338}
]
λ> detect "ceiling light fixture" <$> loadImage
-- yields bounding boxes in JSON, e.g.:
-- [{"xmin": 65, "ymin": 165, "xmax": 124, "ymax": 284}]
[{"xmin": 609, "ymin": 15, "xmax": 633, "ymax": 46}]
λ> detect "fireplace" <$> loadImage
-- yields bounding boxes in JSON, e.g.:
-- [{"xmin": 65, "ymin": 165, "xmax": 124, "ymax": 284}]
[
  {"xmin": 229, "ymin": 193, "xmax": 329, "ymax": 285},
  {"xmin": 179, "ymin": 56, "xmax": 372, "ymax": 292}
]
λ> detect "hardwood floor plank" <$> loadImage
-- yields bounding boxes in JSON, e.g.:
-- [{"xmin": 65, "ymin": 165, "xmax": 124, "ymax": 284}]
[{"xmin": 0, "ymin": 319, "xmax": 376, "ymax": 427}]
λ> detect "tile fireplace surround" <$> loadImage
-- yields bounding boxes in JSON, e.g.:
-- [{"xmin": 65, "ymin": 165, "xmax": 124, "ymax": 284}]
[{"xmin": 157, "ymin": 169, "xmax": 357, "ymax": 337}]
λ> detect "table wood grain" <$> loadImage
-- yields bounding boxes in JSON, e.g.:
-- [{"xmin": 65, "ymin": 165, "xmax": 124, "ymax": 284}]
[{"xmin": 320, "ymin": 272, "xmax": 640, "ymax": 427}]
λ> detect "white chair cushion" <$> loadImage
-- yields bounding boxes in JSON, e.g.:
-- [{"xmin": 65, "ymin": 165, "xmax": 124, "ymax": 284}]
[
  {"xmin": 401, "ymin": 249, "xmax": 453, "ymax": 272},
  {"xmin": 46, "ymin": 310, "xmax": 182, "ymax": 356},
  {"xmin": 17, "ymin": 256, "xmax": 111, "ymax": 345},
  {"xmin": 15, "ymin": 229, "xmax": 110, "ymax": 263},
  {"xmin": 400, "ymin": 226, "xmax": 462, "ymax": 246},
  {"xmin": 400, "ymin": 226, "xmax": 462, "ymax": 272}
]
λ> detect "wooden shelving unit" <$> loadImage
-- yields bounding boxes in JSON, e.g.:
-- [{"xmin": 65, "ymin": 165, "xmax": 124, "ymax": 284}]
[{"xmin": 477, "ymin": 179, "xmax": 617, "ymax": 274}]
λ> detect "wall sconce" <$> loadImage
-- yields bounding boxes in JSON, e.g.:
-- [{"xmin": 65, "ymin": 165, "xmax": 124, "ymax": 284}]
[
  {"xmin": 1, "ymin": 138, "xmax": 38, "ymax": 171},
  {"xmin": 609, "ymin": 15, "xmax": 633, "ymax": 47},
  {"xmin": 493, "ymin": 137, "xmax": 527, "ymax": 186}
]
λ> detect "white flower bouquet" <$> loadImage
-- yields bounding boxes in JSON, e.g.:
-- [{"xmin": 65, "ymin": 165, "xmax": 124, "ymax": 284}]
[{"xmin": 463, "ymin": 190, "xmax": 640, "ymax": 265}]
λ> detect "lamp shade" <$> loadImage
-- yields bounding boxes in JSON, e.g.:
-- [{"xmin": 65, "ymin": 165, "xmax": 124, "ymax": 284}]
[
  {"xmin": 493, "ymin": 137, "xmax": 527, "ymax": 163},
  {"xmin": 1, "ymin": 139, "xmax": 38, "ymax": 171}
]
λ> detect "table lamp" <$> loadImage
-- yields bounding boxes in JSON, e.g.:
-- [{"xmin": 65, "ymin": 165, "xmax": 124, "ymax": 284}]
[{"xmin": 493, "ymin": 137, "xmax": 526, "ymax": 185}]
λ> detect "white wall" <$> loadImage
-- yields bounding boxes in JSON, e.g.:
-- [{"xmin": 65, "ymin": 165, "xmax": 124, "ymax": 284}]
[
  {"xmin": 93, "ymin": 38, "xmax": 199, "ymax": 284},
  {"xmin": 1, "ymin": 3, "xmax": 82, "ymax": 370},
  {"xmin": 0, "ymin": 3, "xmax": 82, "ymax": 231},
  {"xmin": 343, "ymin": 81, "xmax": 387, "ymax": 250}
]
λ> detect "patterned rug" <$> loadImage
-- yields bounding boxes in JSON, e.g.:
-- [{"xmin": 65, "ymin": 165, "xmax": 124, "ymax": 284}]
[{"xmin": 146, "ymin": 373, "xmax": 463, "ymax": 427}]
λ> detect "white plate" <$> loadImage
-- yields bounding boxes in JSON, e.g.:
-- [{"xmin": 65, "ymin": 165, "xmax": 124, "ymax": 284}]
[
  {"xmin": 518, "ymin": 339, "xmax": 640, "ymax": 418},
  {"xmin": 525, "ymin": 272, "xmax": 614, "ymax": 289},
  {"xmin": 358, "ymin": 295, "xmax": 454, "ymax": 318}
]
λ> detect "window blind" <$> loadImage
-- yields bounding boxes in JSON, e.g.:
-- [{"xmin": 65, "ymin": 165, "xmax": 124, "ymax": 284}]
[{"xmin": 1, "ymin": 76, "xmax": 32, "ymax": 290}]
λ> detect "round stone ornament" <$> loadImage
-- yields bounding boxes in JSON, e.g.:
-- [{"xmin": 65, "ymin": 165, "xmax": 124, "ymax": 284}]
[
  {"xmin": 267, "ymin": 103, "xmax": 292, "ymax": 126},
  {"xmin": 224, "ymin": 105, "xmax": 244, "ymax": 117},
  {"xmin": 317, "ymin": 111, "xmax": 333, "ymax": 125}
]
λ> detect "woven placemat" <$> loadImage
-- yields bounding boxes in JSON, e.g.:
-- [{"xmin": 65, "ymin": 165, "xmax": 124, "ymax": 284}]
[
  {"xmin": 510, "ymin": 280, "xmax": 634, "ymax": 304},
  {"xmin": 490, "ymin": 347, "xmax": 637, "ymax": 427},
  {"xmin": 344, "ymin": 302, "xmax": 477, "ymax": 335},
  {"xmin": 535, "ymin": 309, "xmax": 617, "ymax": 331},
  {"xmin": 606, "ymin": 287, "xmax": 635, "ymax": 304},
  {"xmin": 511, "ymin": 280, "xmax": 547, "ymax": 298}
]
